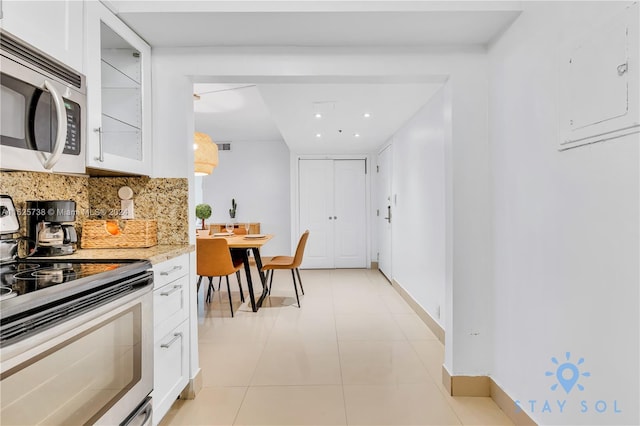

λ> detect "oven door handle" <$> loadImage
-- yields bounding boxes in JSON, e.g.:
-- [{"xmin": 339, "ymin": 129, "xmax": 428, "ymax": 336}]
[
  {"xmin": 39, "ymin": 80, "xmax": 67, "ymax": 170},
  {"xmin": 121, "ymin": 397, "xmax": 153, "ymax": 426}
]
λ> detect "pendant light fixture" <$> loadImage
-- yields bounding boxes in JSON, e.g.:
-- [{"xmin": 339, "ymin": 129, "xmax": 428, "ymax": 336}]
[{"xmin": 194, "ymin": 132, "xmax": 219, "ymax": 176}]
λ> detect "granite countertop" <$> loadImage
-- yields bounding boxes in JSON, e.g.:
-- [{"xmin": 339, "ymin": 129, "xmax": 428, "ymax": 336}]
[{"xmin": 43, "ymin": 244, "xmax": 194, "ymax": 265}]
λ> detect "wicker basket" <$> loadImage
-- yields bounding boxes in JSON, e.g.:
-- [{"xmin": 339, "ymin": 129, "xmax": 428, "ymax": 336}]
[{"xmin": 81, "ymin": 219, "xmax": 158, "ymax": 248}]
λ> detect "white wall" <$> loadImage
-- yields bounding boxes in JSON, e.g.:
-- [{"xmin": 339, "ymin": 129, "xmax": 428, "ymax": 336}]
[
  {"xmin": 194, "ymin": 176, "xmax": 203, "ymax": 205},
  {"xmin": 151, "ymin": 71, "xmax": 193, "ymax": 179},
  {"xmin": 443, "ymin": 61, "xmax": 493, "ymax": 376},
  {"xmin": 202, "ymin": 140, "xmax": 291, "ymax": 256},
  {"xmin": 193, "ymin": 176, "xmax": 203, "ymax": 233},
  {"xmin": 390, "ymin": 87, "xmax": 446, "ymax": 327},
  {"xmin": 488, "ymin": 2, "xmax": 639, "ymax": 424}
]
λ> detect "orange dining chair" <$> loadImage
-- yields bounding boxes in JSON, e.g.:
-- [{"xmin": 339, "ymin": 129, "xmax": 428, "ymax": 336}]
[
  {"xmin": 214, "ymin": 225, "xmax": 251, "ymax": 290},
  {"xmin": 233, "ymin": 226, "xmax": 248, "ymax": 235},
  {"xmin": 196, "ymin": 229, "xmax": 223, "ymax": 289},
  {"xmin": 261, "ymin": 230, "xmax": 309, "ymax": 308},
  {"xmin": 196, "ymin": 237, "xmax": 245, "ymax": 317},
  {"xmin": 196, "ymin": 228, "xmax": 228, "ymax": 290}
]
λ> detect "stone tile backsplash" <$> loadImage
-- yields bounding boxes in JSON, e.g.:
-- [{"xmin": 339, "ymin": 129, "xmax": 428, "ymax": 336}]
[
  {"xmin": 0, "ymin": 171, "xmax": 89, "ymax": 237},
  {"xmin": 88, "ymin": 177, "xmax": 189, "ymax": 245},
  {"xmin": 0, "ymin": 171, "xmax": 189, "ymax": 246}
]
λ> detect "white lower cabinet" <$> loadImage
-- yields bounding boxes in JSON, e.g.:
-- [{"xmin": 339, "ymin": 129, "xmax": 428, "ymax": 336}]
[
  {"xmin": 152, "ymin": 255, "xmax": 190, "ymax": 425},
  {"xmin": 153, "ymin": 320, "xmax": 189, "ymax": 424}
]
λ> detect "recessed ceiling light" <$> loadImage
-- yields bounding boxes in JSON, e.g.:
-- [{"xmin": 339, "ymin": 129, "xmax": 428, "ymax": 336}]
[
  {"xmin": 315, "ymin": 133, "xmax": 322, "ymax": 138},
  {"xmin": 314, "ymin": 113, "xmax": 322, "ymax": 119},
  {"xmin": 354, "ymin": 133, "xmax": 360, "ymax": 138},
  {"xmin": 363, "ymin": 113, "xmax": 371, "ymax": 118}
]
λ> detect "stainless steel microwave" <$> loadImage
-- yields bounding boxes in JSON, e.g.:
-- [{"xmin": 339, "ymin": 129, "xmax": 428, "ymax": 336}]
[{"xmin": 0, "ymin": 30, "xmax": 86, "ymax": 174}]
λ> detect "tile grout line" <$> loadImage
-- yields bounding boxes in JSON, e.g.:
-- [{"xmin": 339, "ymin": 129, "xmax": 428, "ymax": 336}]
[
  {"xmin": 231, "ymin": 385, "xmax": 250, "ymax": 426},
  {"xmin": 232, "ymin": 273, "xmax": 278, "ymax": 426},
  {"xmin": 406, "ymin": 339, "xmax": 467, "ymax": 425},
  {"xmin": 370, "ymin": 269, "xmax": 467, "ymax": 424},
  {"xmin": 333, "ymin": 270, "xmax": 351, "ymax": 426}
]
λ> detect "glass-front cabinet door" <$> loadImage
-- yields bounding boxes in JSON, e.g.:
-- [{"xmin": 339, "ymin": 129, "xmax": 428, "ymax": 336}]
[{"xmin": 85, "ymin": 1, "xmax": 152, "ymax": 176}]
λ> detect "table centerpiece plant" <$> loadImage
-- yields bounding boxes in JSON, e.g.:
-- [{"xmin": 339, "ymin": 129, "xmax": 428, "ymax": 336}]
[
  {"xmin": 229, "ymin": 198, "xmax": 237, "ymax": 221},
  {"xmin": 195, "ymin": 203, "xmax": 212, "ymax": 230}
]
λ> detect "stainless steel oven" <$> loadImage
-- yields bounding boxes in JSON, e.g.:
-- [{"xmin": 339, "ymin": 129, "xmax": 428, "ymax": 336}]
[
  {"xmin": 0, "ymin": 260, "xmax": 153, "ymax": 425},
  {"xmin": 0, "ymin": 29, "xmax": 86, "ymax": 174}
]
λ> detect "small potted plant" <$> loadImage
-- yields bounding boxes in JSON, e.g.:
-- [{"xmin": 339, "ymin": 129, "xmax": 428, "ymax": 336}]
[
  {"xmin": 229, "ymin": 198, "xmax": 237, "ymax": 221},
  {"xmin": 195, "ymin": 203, "xmax": 212, "ymax": 230}
]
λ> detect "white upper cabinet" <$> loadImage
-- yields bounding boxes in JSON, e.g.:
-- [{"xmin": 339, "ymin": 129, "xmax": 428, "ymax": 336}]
[
  {"xmin": 0, "ymin": 0, "xmax": 84, "ymax": 72},
  {"xmin": 85, "ymin": 1, "xmax": 152, "ymax": 176}
]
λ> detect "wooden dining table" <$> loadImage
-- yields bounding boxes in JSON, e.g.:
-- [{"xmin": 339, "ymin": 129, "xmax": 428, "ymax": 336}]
[{"xmin": 198, "ymin": 233, "xmax": 273, "ymax": 312}]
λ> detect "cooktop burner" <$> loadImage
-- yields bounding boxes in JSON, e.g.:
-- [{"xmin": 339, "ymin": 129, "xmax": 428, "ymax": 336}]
[
  {"xmin": 0, "ymin": 285, "xmax": 16, "ymax": 301},
  {"xmin": 0, "ymin": 260, "xmax": 137, "ymax": 298}
]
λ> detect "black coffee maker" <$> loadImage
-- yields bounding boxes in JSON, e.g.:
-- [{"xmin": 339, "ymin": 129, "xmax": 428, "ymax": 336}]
[{"xmin": 26, "ymin": 200, "xmax": 78, "ymax": 256}]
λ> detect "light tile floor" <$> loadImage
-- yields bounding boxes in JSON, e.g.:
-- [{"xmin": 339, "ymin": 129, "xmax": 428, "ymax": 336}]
[{"xmin": 160, "ymin": 268, "xmax": 513, "ymax": 426}]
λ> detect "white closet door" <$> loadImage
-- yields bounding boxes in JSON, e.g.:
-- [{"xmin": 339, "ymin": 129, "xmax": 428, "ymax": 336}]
[
  {"xmin": 299, "ymin": 159, "xmax": 367, "ymax": 269},
  {"xmin": 334, "ymin": 160, "xmax": 367, "ymax": 268},
  {"xmin": 299, "ymin": 159, "xmax": 334, "ymax": 268}
]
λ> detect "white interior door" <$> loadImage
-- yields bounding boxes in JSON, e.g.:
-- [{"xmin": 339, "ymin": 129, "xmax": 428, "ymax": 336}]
[
  {"xmin": 334, "ymin": 160, "xmax": 367, "ymax": 268},
  {"xmin": 299, "ymin": 159, "xmax": 367, "ymax": 269},
  {"xmin": 377, "ymin": 146, "xmax": 393, "ymax": 279},
  {"xmin": 299, "ymin": 159, "xmax": 334, "ymax": 268}
]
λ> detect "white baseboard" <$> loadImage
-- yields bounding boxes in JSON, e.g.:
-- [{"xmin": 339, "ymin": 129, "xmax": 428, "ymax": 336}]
[
  {"xmin": 390, "ymin": 278, "xmax": 444, "ymax": 343},
  {"xmin": 179, "ymin": 368, "xmax": 202, "ymax": 400}
]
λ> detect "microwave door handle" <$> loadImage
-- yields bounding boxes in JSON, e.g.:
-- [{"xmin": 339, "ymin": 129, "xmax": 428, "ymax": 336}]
[{"xmin": 39, "ymin": 81, "xmax": 67, "ymax": 170}]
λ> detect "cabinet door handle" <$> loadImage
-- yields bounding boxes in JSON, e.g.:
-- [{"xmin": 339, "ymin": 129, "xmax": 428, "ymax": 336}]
[
  {"xmin": 40, "ymin": 81, "xmax": 67, "ymax": 170},
  {"xmin": 94, "ymin": 127, "xmax": 104, "ymax": 162},
  {"xmin": 160, "ymin": 332, "xmax": 182, "ymax": 349},
  {"xmin": 160, "ymin": 265, "xmax": 183, "ymax": 276},
  {"xmin": 160, "ymin": 284, "xmax": 182, "ymax": 296}
]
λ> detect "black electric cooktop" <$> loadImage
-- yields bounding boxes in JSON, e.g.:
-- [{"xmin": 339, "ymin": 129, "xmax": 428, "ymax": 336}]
[
  {"xmin": 0, "ymin": 260, "xmax": 135, "ymax": 301},
  {"xmin": 0, "ymin": 259, "xmax": 152, "ymax": 316}
]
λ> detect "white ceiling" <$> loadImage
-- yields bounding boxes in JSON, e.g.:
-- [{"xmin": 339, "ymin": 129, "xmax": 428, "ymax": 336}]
[
  {"xmin": 115, "ymin": 11, "xmax": 519, "ymax": 48},
  {"xmin": 111, "ymin": 1, "xmax": 521, "ymax": 48},
  {"xmin": 257, "ymin": 83, "xmax": 442, "ymax": 154},
  {"xmin": 194, "ymin": 82, "xmax": 443, "ymax": 154},
  {"xmin": 111, "ymin": 1, "xmax": 521, "ymax": 154},
  {"xmin": 194, "ymin": 84, "xmax": 282, "ymax": 142}
]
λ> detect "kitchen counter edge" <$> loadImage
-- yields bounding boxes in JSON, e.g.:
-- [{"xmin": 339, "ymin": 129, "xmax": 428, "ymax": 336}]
[{"xmin": 40, "ymin": 245, "xmax": 195, "ymax": 265}]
